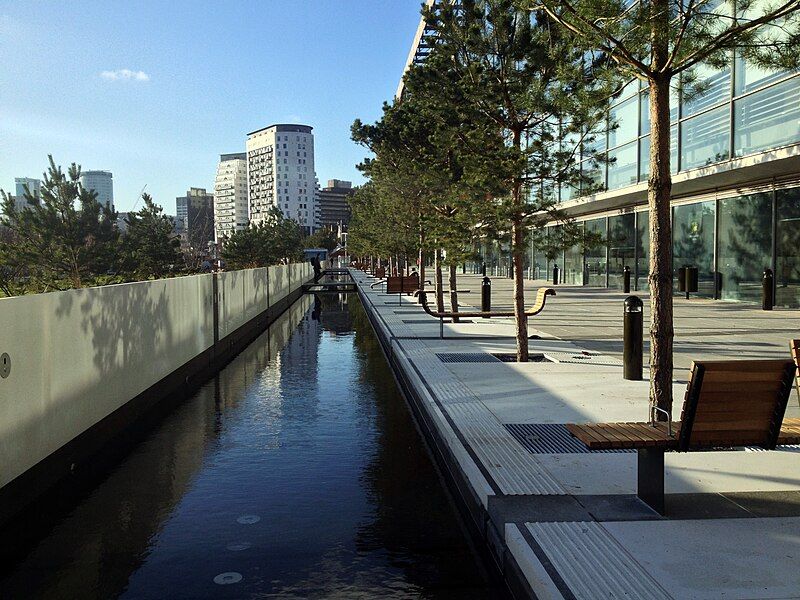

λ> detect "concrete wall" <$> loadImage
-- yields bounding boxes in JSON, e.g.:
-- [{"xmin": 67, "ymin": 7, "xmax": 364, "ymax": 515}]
[{"xmin": 0, "ymin": 264, "xmax": 310, "ymax": 492}]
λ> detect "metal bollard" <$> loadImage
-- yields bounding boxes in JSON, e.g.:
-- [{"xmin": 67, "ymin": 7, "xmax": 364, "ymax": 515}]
[
  {"xmin": 623, "ymin": 265, "xmax": 631, "ymax": 294},
  {"xmin": 763, "ymin": 268, "xmax": 774, "ymax": 310},
  {"xmin": 481, "ymin": 276, "xmax": 491, "ymax": 318},
  {"xmin": 623, "ymin": 296, "xmax": 643, "ymax": 380},
  {"xmin": 552, "ymin": 264, "xmax": 560, "ymax": 285},
  {"xmin": 481, "ymin": 262, "xmax": 487, "ymax": 277}
]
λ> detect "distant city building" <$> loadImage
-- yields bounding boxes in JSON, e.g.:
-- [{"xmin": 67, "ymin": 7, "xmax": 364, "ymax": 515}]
[
  {"xmin": 246, "ymin": 123, "xmax": 317, "ymax": 234},
  {"xmin": 13, "ymin": 177, "xmax": 41, "ymax": 211},
  {"xmin": 317, "ymin": 179, "xmax": 354, "ymax": 231},
  {"xmin": 213, "ymin": 153, "xmax": 248, "ymax": 243},
  {"xmin": 176, "ymin": 188, "xmax": 214, "ymax": 250},
  {"xmin": 79, "ymin": 170, "xmax": 114, "ymax": 211}
]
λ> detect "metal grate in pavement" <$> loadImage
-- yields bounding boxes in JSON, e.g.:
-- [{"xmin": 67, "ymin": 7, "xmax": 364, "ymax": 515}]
[
  {"xmin": 436, "ymin": 352, "xmax": 501, "ymax": 363},
  {"xmin": 505, "ymin": 423, "xmax": 631, "ymax": 454}
]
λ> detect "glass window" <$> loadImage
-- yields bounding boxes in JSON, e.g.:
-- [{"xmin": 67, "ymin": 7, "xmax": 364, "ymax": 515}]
[
  {"xmin": 673, "ymin": 201, "xmax": 716, "ymax": 297},
  {"xmin": 718, "ymin": 193, "xmax": 773, "ymax": 303},
  {"xmin": 638, "ymin": 126, "xmax": 678, "ymax": 180},
  {"xmin": 607, "ymin": 142, "xmax": 638, "ymax": 189},
  {"xmin": 639, "ymin": 85, "xmax": 678, "ymax": 134},
  {"xmin": 735, "ymin": 55, "xmax": 792, "ymax": 95},
  {"xmin": 777, "ymin": 187, "xmax": 800, "ymax": 307},
  {"xmin": 585, "ymin": 218, "xmax": 607, "ymax": 287},
  {"xmin": 680, "ymin": 106, "xmax": 730, "ymax": 169},
  {"xmin": 564, "ymin": 223, "xmax": 584, "ymax": 285},
  {"xmin": 608, "ymin": 213, "xmax": 635, "ymax": 290},
  {"xmin": 636, "ymin": 211, "xmax": 649, "ymax": 290},
  {"xmin": 734, "ymin": 76, "xmax": 800, "ymax": 157},
  {"xmin": 682, "ymin": 58, "xmax": 732, "ymax": 117},
  {"xmin": 580, "ymin": 159, "xmax": 605, "ymax": 193},
  {"xmin": 608, "ymin": 96, "xmax": 638, "ymax": 148}
]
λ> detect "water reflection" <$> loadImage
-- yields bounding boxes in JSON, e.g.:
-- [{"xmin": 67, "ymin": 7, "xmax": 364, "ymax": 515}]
[{"xmin": 0, "ymin": 293, "xmax": 500, "ymax": 599}]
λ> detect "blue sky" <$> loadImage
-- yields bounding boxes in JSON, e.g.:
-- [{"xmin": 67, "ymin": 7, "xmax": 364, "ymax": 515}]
[{"xmin": 0, "ymin": 1, "xmax": 422, "ymax": 213}]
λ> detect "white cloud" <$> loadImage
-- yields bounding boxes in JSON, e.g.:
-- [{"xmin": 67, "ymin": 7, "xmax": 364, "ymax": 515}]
[{"xmin": 100, "ymin": 69, "xmax": 150, "ymax": 82}]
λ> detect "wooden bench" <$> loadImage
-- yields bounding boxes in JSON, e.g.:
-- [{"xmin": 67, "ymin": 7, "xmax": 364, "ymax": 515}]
[
  {"xmin": 373, "ymin": 266, "xmax": 386, "ymax": 278},
  {"xmin": 386, "ymin": 275, "xmax": 419, "ymax": 294},
  {"xmin": 567, "ymin": 359, "xmax": 799, "ymax": 514},
  {"xmin": 791, "ymin": 339, "xmax": 800, "ymax": 405}
]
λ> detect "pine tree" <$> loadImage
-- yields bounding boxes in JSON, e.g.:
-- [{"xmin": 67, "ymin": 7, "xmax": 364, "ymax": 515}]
[
  {"xmin": 421, "ymin": 0, "xmax": 618, "ymax": 360},
  {"xmin": 0, "ymin": 155, "xmax": 120, "ymax": 292},
  {"xmin": 122, "ymin": 193, "xmax": 181, "ymax": 279},
  {"xmin": 520, "ymin": 0, "xmax": 800, "ymax": 414}
]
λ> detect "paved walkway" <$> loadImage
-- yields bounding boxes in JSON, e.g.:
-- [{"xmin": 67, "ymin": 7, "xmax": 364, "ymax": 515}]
[{"xmin": 354, "ymin": 270, "xmax": 800, "ymax": 600}]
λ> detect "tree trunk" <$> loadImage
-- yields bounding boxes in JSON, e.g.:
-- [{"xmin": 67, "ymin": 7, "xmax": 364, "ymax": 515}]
[
  {"xmin": 648, "ymin": 4, "xmax": 674, "ymax": 419},
  {"xmin": 434, "ymin": 247, "xmax": 445, "ymax": 313},
  {"xmin": 449, "ymin": 263, "xmax": 459, "ymax": 323},
  {"xmin": 512, "ymin": 218, "xmax": 528, "ymax": 361},
  {"xmin": 418, "ymin": 223, "xmax": 426, "ymax": 304}
]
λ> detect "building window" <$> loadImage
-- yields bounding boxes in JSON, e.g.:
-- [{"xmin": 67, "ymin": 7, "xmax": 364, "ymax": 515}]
[
  {"xmin": 585, "ymin": 218, "xmax": 607, "ymax": 286},
  {"xmin": 607, "ymin": 141, "xmax": 638, "ymax": 189},
  {"xmin": 673, "ymin": 201, "xmax": 716, "ymax": 297},
  {"xmin": 608, "ymin": 95, "xmax": 638, "ymax": 148},
  {"xmin": 608, "ymin": 213, "xmax": 635, "ymax": 289},
  {"xmin": 777, "ymin": 187, "xmax": 800, "ymax": 307},
  {"xmin": 680, "ymin": 106, "xmax": 730, "ymax": 169},
  {"xmin": 718, "ymin": 193, "xmax": 772, "ymax": 303},
  {"xmin": 734, "ymin": 76, "xmax": 800, "ymax": 157}
]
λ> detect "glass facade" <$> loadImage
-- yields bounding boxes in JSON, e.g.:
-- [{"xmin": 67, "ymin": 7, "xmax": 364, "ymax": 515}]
[
  {"xmin": 608, "ymin": 213, "xmax": 635, "ymax": 289},
  {"xmin": 585, "ymin": 218, "xmax": 607, "ymax": 287},
  {"xmin": 777, "ymin": 188, "xmax": 800, "ymax": 307},
  {"xmin": 718, "ymin": 193, "xmax": 772, "ymax": 303},
  {"xmin": 673, "ymin": 201, "xmax": 716, "ymax": 297},
  {"xmin": 532, "ymin": 186, "xmax": 800, "ymax": 307},
  {"xmin": 571, "ymin": 64, "xmax": 799, "ymax": 193}
]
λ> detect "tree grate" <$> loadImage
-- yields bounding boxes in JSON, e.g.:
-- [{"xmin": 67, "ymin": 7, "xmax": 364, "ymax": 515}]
[{"xmin": 435, "ymin": 352, "xmax": 501, "ymax": 363}]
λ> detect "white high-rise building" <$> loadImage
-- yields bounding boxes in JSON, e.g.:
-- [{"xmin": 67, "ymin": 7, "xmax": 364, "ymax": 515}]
[
  {"xmin": 213, "ymin": 153, "xmax": 248, "ymax": 242},
  {"xmin": 246, "ymin": 123, "xmax": 318, "ymax": 234},
  {"xmin": 13, "ymin": 177, "xmax": 41, "ymax": 211},
  {"xmin": 79, "ymin": 170, "xmax": 114, "ymax": 211}
]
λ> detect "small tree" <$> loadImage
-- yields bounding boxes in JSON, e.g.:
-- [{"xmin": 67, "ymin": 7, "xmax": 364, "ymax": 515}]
[
  {"xmin": 0, "ymin": 155, "xmax": 119, "ymax": 292},
  {"xmin": 122, "ymin": 193, "xmax": 181, "ymax": 279},
  {"xmin": 422, "ymin": 0, "xmax": 617, "ymax": 360},
  {"xmin": 221, "ymin": 207, "xmax": 304, "ymax": 270},
  {"xmin": 522, "ymin": 0, "xmax": 800, "ymax": 414}
]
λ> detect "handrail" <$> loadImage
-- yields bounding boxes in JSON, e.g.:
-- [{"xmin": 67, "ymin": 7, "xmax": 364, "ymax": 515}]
[
  {"xmin": 369, "ymin": 279, "xmax": 387, "ymax": 289},
  {"xmin": 417, "ymin": 288, "xmax": 555, "ymax": 319}
]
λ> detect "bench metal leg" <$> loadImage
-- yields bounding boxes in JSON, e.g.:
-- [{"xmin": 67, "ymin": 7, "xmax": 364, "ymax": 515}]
[{"xmin": 637, "ymin": 448, "xmax": 665, "ymax": 515}]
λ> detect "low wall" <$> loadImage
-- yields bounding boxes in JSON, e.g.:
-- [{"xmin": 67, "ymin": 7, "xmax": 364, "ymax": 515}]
[{"xmin": 0, "ymin": 263, "xmax": 312, "ymax": 523}]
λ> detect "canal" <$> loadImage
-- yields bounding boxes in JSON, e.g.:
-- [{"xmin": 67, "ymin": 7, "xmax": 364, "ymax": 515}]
[{"xmin": 0, "ymin": 292, "xmax": 503, "ymax": 599}]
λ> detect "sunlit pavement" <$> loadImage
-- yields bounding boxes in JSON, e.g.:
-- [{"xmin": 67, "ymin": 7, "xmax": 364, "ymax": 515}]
[{"xmin": 355, "ymin": 269, "xmax": 800, "ymax": 600}]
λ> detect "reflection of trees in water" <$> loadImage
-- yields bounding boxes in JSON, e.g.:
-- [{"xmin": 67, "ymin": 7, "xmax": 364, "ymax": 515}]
[
  {"xmin": 0, "ymin": 294, "xmax": 315, "ymax": 599},
  {"xmin": 347, "ymin": 300, "xmax": 499, "ymax": 597}
]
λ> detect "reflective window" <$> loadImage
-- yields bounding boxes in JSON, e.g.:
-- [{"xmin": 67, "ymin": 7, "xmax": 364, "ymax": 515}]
[
  {"xmin": 718, "ymin": 193, "xmax": 773, "ymax": 303},
  {"xmin": 607, "ymin": 142, "xmax": 638, "ymax": 189},
  {"xmin": 585, "ymin": 218, "xmax": 607, "ymax": 286},
  {"xmin": 636, "ymin": 211, "xmax": 649, "ymax": 290},
  {"xmin": 580, "ymin": 159, "xmax": 605, "ymax": 192},
  {"xmin": 638, "ymin": 126, "xmax": 679, "ymax": 180},
  {"xmin": 734, "ymin": 76, "xmax": 800, "ymax": 157},
  {"xmin": 608, "ymin": 96, "xmax": 638, "ymax": 148},
  {"xmin": 564, "ymin": 228, "xmax": 584, "ymax": 285},
  {"xmin": 680, "ymin": 106, "xmax": 730, "ymax": 169},
  {"xmin": 640, "ymin": 85, "xmax": 679, "ymax": 134},
  {"xmin": 608, "ymin": 213, "xmax": 635, "ymax": 289},
  {"xmin": 673, "ymin": 201, "xmax": 716, "ymax": 297},
  {"xmin": 735, "ymin": 56, "xmax": 792, "ymax": 95},
  {"xmin": 776, "ymin": 188, "xmax": 800, "ymax": 307},
  {"xmin": 682, "ymin": 58, "xmax": 732, "ymax": 117}
]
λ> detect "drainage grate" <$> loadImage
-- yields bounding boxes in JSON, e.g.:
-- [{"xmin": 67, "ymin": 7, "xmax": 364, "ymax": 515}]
[
  {"xmin": 505, "ymin": 423, "xmax": 631, "ymax": 454},
  {"xmin": 436, "ymin": 352, "xmax": 500, "ymax": 363},
  {"xmin": 403, "ymin": 319, "xmax": 474, "ymax": 324}
]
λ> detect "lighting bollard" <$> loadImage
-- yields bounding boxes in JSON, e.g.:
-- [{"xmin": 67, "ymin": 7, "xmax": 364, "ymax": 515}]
[
  {"xmin": 481, "ymin": 276, "xmax": 491, "ymax": 318},
  {"xmin": 481, "ymin": 262, "xmax": 487, "ymax": 277},
  {"xmin": 552, "ymin": 264, "xmax": 560, "ymax": 285},
  {"xmin": 623, "ymin": 296, "xmax": 643, "ymax": 380},
  {"xmin": 762, "ymin": 268, "xmax": 774, "ymax": 310},
  {"xmin": 623, "ymin": 265, "xmax": 631, "ymax": 293}
]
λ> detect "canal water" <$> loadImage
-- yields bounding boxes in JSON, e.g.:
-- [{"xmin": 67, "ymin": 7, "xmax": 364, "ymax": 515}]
[{"xmin": 0, "ymin": 293, "xmax": 503, "ymax": 599}]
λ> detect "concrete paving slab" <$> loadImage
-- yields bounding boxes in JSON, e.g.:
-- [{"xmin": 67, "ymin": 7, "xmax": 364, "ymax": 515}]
[{"xmin": 602, "ymin": 517, "xmax": 800, "ymax": 599}]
